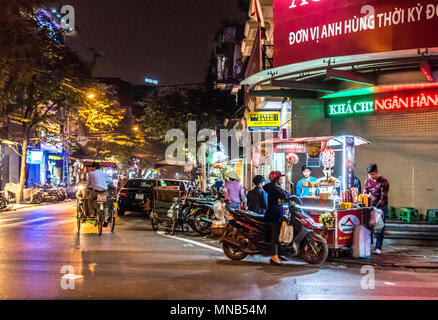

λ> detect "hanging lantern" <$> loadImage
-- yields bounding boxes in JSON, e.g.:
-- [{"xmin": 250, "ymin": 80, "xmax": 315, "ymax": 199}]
[
  {"xmin": 286, "ymin": 153, "xmax": 299, "ymax": 165},
  {"xmin": 321, "ymin": 148, "xmax": 336, "ymax": 168}
]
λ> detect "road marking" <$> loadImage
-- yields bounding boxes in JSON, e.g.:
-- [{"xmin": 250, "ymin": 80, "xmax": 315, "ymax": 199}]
[
  {"xmin": 0, "ymin": 217, "xmax": 52, "ymax": 228},
  {"xmin": 34, "ymin": 218, "xmax": 76, "ymax": 228},
  {"xmin": 156, "ymin": 231, "xmax": 223, "ymax": 253},
  {"xmin": 0, "ymin": 217, "xmax": 22, "ymax": 224}
]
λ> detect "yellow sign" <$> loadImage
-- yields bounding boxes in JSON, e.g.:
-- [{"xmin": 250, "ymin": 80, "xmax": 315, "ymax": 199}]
[
  {"xmin": 48, "ymin": 155, "xmax": 62, "ymax": 161},
  {"xmin": 248, "ymin": 112, "xmax": 280, "ymax": 131}
]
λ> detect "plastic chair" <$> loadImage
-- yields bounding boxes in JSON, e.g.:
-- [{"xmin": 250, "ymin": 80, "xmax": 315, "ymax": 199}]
[
  {"xmin": 398, "ymin": 207, "xmax": 418, "ymax": 223},
  {"xmin": 427, "ymin": 209, "xmax": 438, "ymax": 223}
]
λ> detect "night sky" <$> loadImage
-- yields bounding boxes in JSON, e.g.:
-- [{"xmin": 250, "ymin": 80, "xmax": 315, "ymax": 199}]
[{"xmin": 61, "ymin": 0, "xmax": 248, "ymax": 85}]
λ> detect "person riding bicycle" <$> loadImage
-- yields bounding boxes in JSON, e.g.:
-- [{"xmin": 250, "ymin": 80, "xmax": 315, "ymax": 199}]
[{"xmin": 86, "ymin": 162, "xmax": 115, "ymax": 226}]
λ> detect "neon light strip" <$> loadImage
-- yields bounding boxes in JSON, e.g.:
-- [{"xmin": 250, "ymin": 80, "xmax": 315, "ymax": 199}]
[
  {"xmin": 327, "ymin": 91, "xmax": 438, "ymax": 116},
  {"xmin": 297, "ymin": 205, "xmax": 336, "ymax": 212}
]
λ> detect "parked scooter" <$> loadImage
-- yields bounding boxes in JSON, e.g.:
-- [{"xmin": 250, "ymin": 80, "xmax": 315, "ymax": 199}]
[
  {"xmin": 4, "ymin": 183, "xmax": 44, "ymax": 204},
  {"xmin": 36, "ymin": 184, "xmax": 60, "ymax": 202},
  {"xmin": 220, "ymin": 196, "xmax": 329, "ymax": 265},
  {"xmin": 0, "ymin": 191, "xmax": 9, "ymax": 210}
]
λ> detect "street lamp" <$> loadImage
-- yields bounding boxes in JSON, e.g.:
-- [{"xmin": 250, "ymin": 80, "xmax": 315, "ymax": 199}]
[
  {"xmin": 86, "ymin": 93, "xmax": 95, "ymax": 99},
  {"xmin": 133, "ymin": 126, "xmax": 139, "ymax": 132}
]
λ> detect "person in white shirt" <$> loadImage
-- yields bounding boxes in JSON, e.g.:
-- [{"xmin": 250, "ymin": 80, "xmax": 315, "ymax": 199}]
[{"xmin": 86, "ymin": 162, "xmax": 114, "ymax": 222}]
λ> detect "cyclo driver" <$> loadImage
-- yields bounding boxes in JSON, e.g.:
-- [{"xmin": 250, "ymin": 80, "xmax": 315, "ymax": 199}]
[{"xmin": 86, "ymin": 162, "xmax": 115, "ymax": 227}]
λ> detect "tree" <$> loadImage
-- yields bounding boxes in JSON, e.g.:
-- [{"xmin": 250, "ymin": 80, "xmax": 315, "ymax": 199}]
[
  {"xmin": 74, "ymin": 83, "xmax": 145, "ymax": 171},
  {"xmin": 0, "ymin": 2, "xmax": 90, "ymax": 203},
  {"xmin": 137, "ymin": 87, "xmax": 235, "ymax": 141}
]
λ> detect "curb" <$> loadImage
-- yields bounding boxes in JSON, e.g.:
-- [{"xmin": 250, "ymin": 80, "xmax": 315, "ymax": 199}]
[
  {"xmin": 0, "ymin": 201, "xmax": 74, "ymax": 214},
  {"xmin": 327, "ymin": 257, "xmax": 438, "ymax": 269}
]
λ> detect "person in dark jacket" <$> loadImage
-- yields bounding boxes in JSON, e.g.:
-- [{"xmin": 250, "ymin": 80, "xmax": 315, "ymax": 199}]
[
  {"xmin": 263, "ymin": 171, "xmax": 288, "ymax": 266},
  {"xmin": 247, "ymin": 175, "xmax": 268, "ymax": 214}
]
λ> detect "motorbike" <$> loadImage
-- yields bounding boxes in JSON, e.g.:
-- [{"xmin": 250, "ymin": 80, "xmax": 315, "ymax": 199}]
[
  {"xmin": 4, "ymin": 182, "xmax": 44, "ymax": 204},
  {"xmin": 220, "ymin": 196, "xmax": 329, "ymax": 265},
  {"xmin": 0, "ymin": 191, "xmax": 9, "ymax": 210},
  {"xmin": 186, "ymin": 196, "xmax": 220, "ymax": 235},
  {"xmin": 36, "ymin": 184, "xmax": 60, "ymax": 202}
]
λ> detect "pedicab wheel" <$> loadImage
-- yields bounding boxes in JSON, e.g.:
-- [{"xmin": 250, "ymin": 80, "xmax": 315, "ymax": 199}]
[
  {"xmin": 170, "ymin": 217, "xmax": 176, "ymax": 235},
  {"xmin": 182, "ymin": 221, "xmax": 190, "ymax": 233},
  {"xmin": 98, "ymin": 211, "xmax": 104, "ymax": 236},
  {"xmin": 76, "ymin": 202, "xmax": 81, "ymax": 234},
  {"xmin": 151, "ymin": 215, "xmax": 159, "ymax": 231},
  {"xmin": 110, "ymin": 207, "xmax": 116, "ymax": 232},
  {"xmin": 222, "ymin": 242, "xmax": 248, "ymax": 261}
]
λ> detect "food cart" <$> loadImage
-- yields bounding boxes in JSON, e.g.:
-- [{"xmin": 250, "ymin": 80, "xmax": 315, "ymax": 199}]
[{"xmin": 269, "ymin": 135, "xmax": 373, "ymax": 256}]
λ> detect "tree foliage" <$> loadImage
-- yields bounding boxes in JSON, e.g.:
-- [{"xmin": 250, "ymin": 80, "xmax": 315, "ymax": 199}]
[{"xmin": 137, "ymin": 87, "xmax": 236, "ymax": 142}]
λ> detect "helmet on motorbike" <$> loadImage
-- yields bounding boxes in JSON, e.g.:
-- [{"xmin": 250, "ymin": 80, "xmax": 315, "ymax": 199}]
[{"xmin": 269, "ymin": 171, "xmax": 285, "ymax": 182}]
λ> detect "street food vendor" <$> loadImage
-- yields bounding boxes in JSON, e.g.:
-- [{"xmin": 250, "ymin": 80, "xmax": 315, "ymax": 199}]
[
  {"xmin": 296, "ymin": 165, "xmax": 317, "ymax": 197},
  {"xmin": 317, "ymin": 167, "xmax": 341, "ymax": 197}
]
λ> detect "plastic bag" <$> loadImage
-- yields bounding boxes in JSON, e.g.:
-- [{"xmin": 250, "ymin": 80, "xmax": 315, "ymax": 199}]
[
  {"xmin": 213, "ymin": 201, "xmax": 226, "ymax": 222},
  {"xmin": 370, "ymin": 207, "xmax": 385, "ymax": 233},
  {"xmin": 352, "ymin": 225, "xmax": 371, "ymax": 259},
  {"xmin": 279, "ymin": 221, "xmax": 294, "ymax": 244}
]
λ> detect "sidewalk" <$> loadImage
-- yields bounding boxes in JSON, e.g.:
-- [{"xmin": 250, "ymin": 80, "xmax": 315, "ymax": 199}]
[
  {"xmin": 0, "ymin": 200, "xmax": 74, "ymax": 213},
  {"xmin": 328, "ymin": 244, "xmax": 438, "ymax": 269}
]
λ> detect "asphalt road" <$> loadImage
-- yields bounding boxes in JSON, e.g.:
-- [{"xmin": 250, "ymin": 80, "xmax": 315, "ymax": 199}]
[{"xmin": 0, "ymin": 202, "xmax": 437, "ymax": 300}]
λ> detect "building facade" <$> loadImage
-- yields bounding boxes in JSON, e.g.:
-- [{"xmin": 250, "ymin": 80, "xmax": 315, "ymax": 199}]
[{"xmin": 239, "ymin": 0, "xmax": 438, "ymax": 217}]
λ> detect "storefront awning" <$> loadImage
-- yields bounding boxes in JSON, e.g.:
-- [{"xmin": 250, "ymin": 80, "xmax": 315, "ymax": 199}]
[{"xmin": 262, "ymin": 135, "xmax": 369, "ymax": 153}]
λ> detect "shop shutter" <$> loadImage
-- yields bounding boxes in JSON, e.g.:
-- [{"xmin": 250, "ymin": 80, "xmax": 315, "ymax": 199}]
[{"xmin": 331, "ymin": 111, "xmax": 438, "ymax": 138}]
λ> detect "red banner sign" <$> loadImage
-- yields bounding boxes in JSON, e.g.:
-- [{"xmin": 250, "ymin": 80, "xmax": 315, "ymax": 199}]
[{"xmin": 274, "ymin": 0, "xmax": 438, "ymax": 67}]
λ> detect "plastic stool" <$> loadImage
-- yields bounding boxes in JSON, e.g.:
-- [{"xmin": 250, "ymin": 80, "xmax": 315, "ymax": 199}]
[
  {"xmin": 427, "ymin": 209, "xmax": 438, "ymax": 223},
  {"xmin": 387, "ymin": 206, "xmax": 395, "ymax": 219},
  {"xmin": 398, "ymin": 207, "xmax": 418, "ymax": 223}
]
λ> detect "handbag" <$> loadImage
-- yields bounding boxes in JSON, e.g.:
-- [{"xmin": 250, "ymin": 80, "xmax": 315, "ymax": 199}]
[{"xmin": 279, "ymin": 221, "xmax": 294, "ymax": 244}]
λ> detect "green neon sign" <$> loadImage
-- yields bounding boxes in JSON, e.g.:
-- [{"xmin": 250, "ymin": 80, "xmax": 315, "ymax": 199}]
[{"xmin": 327, "ymin": 100, "xmax": 374, "ymax": 117}]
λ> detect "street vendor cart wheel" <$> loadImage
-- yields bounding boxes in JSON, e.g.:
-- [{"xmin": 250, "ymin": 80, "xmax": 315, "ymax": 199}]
[{"xmin": 301, "ymin": 233, "xmax": 329, "ymax": 265}]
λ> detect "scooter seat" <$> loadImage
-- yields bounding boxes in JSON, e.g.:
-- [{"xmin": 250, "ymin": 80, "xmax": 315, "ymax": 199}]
[{"xmin": 245, "ymin": 210, "xmax": 266, "ymax": 220}]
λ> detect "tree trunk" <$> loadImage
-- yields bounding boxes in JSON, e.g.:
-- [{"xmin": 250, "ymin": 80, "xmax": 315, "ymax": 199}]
[{"xmin": 17, "ymin": 133, "xmax": 28, "ymax": 204}]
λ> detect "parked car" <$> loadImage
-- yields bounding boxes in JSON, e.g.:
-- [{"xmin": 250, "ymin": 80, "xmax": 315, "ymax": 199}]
[{"xmin": 117, "ymin": 179, "xmax": 188, "ymax": 217}]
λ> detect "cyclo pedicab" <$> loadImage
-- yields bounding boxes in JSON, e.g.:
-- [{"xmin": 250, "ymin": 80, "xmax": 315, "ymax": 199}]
[
  {"xmin": 150, "ymin": 180, "xmax": 188, "ymax": 234},
  {"xmin": 76, "ymin": 182, "xmax": 116, "ymax": 236}
]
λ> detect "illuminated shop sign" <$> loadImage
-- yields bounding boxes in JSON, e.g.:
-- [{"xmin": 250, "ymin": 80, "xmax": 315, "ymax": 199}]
[
  {"xmin": 326, "ymin": 90, "xmax": 438, "ymax": 117},
  {"xmin": 144, "ymin": 78, "xmax": 159, "ymax": 85},
  {"xmin": 27, "ymin": 150, "xmax": 43, "ymax": 164},
  {"xmin": 48, "ymin": 155, "xmax": 62, "ymax": 161},
  {"xmin": 248, "ymin": 112, "xmax": 280, "ymax": 132}
]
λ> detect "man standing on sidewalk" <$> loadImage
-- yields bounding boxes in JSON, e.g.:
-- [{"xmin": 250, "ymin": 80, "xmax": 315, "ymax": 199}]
[{"xmin": 364, "ymin": 164, "xmax": 390, "ymax": 255}]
